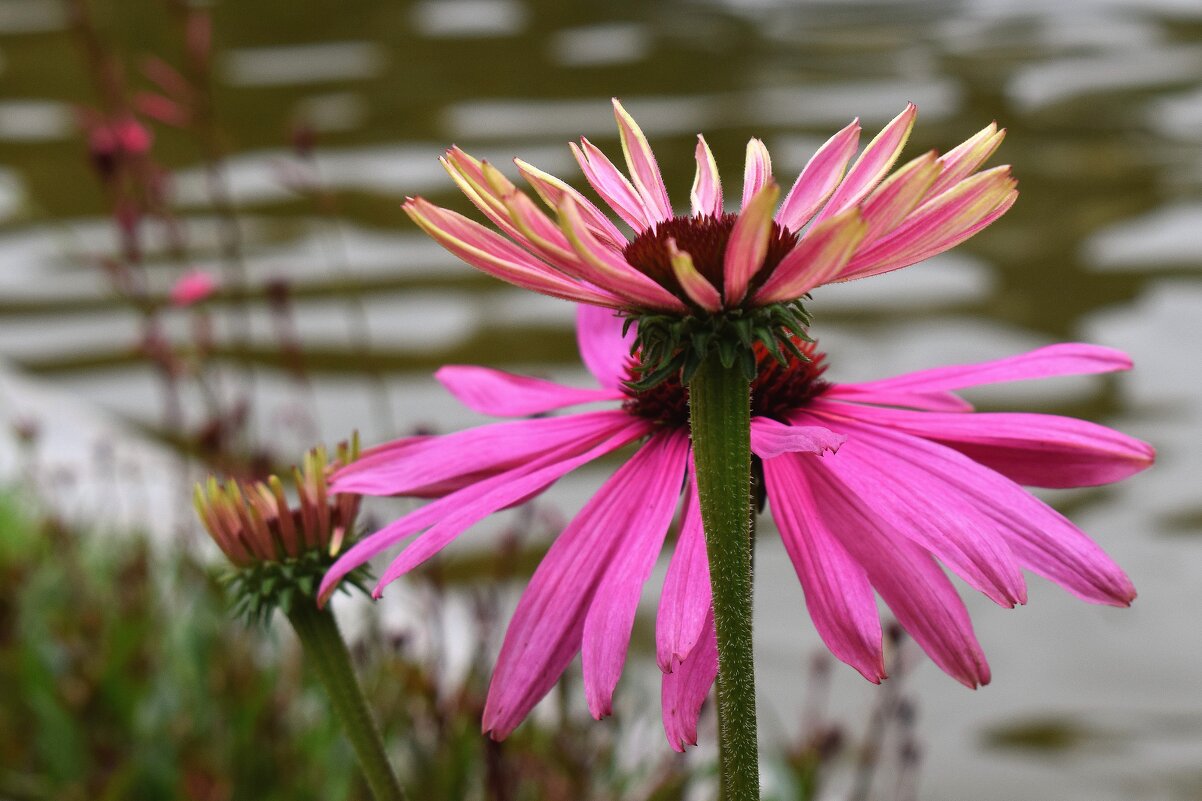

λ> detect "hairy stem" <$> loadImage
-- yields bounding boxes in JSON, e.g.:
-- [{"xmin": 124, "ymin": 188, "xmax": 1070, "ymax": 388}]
[{"xmin": 688, "ymin": 349, "xmax": 759, "ymax": 801}]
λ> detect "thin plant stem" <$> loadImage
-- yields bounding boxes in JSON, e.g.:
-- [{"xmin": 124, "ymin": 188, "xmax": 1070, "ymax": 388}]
[
  {"xmin": 688, "ymin": 349, "xmax": 760, "ymax": 801},
  {"xmin": 285, "ymin": 603, "xmax": 408, "ymax": 801}
]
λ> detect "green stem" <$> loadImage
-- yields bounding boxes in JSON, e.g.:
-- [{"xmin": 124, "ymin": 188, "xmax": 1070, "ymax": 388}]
[
  {"xmin": 286, "ymin": 603, "xmax": 408, "ymax": 801},
  {"xmin": 688, "ymin": 349, "xmax": 760, "ymax": 801}
]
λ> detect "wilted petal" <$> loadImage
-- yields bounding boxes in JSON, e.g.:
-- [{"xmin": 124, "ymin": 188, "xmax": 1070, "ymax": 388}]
[
  {"xmin": 661, "ymin": 612, "xmax": 718, "ymax": 752},
  {"xmin": 750, "ymin": 417, "xmax": 845, "ymax": 459}
]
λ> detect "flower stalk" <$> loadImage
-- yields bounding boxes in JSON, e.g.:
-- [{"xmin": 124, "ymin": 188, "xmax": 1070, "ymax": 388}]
[
  {"xmin": 286, "ymin": 602, "xmax": 408, "ymax": 801},
  {"xmin": 688, "ymin": 348, "xmax": 759, "ymax": 801}
]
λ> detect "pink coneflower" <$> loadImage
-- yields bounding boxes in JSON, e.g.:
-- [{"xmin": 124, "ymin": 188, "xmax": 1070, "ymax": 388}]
[
  {"xmin": 320, "ymin": 306, "xmax": 1152, "ymax": 749},
  {"xmin": 404, "ymin": 99, "xmax": 1015, "ymax": 378}
]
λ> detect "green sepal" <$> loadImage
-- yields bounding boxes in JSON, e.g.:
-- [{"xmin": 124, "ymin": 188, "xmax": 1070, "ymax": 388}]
[
  {"xmin": 624, "ymin": 298, "xmax": 814, "ymax": 390},
  {"xmin": 221, "ymin": 548, "xmax": 372, "ymax": 626}
]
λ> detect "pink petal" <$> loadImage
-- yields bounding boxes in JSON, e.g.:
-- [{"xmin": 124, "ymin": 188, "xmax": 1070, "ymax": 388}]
[
  {"xmin": 762, "ymin": 455, "xmax": 885, "ymax": 682},
  {"xmin": 374, "ymin": 418, "xmax": 651, "ymax": 593},
  {"xmin": 800, "ymin": 410, "xmax": 1027, "ymax": 608},
  {"xmin": 741, "ymin": 138, "xmax": 773, "ymax": 210},
  {"xmin": 319, "ymin": 420, "xmax": 639, "ymax": 603},
  {"xmin": 749, "ymin": 417, "xmax": 845, "ymax": 459},
  {"xmin": 815, "ymin": 412, "xmax": 1136, "ymax": 607},
  {"xmin": 435, "ymin": 365, "xmax": 622, "ymax": 417},
  {"xmin": 667, "ymin": 239, "xmax": 722, "ymax": 312},
  {"xmin": 690, "ymin": 135, "xmax": 723, "ymax": 217},
  {"xmin": 661, "ymin": 611, "xmax": 718, "ymax": 752},
  {"xmin": 776, "ymin": 119, "xmax": 861, "ymax": 232},
  {"xmin": 404, "ymin": 198, "xmax": 623, "ymax": 308},
  {"xmin": 928, "ymin": 123, "xmax": 1005, "ymax": 199},
  {"xmin": 839, "ymin": 166, "xmax": 1016, "ymax": 281},
  {"xmin": 560, "ymin": 195, "xmax": 691, "ymax": 312},
  {"xmin": 515, "ymin": 157, "xmax": 627, "ymax": 247},
  {"xmin": 656, "ymin": 466, "xmax": 711, "ymax": 671},
  {"xmin": 752, "ymin": 207, "xmax": 867, "ymax": 304},
  {"xmin": 577, "ymin": 304, "xmax": 635, "ymax": 390},
  {"xmin": 612, "ymin": 98, "xmax": 673, "ymax": 222},
  {"xmin": 583, "ymin": 431, "xmax": 690, "ymax": 718},
  {"xmin": 812, "ymin": 103, "xmax": 917, "ymax": 226},
  {"xmin": 796, "ymin": 456, "xmax": 992, "ymax": 688},
  {"xmin": 822, "ymin": 402, "xmax": 1154, "ymax": 488},
  {"xmin": 824, "ymin": 384, "xmax": 975, "ymax": 413},
  {"xmin": 841, "ymin": 343, "xmax": 1134, "ymax": 396},
  {"xmin": 572, "ymin": 139, "xmax": 651, "ymax": 231},
  {"xmin": 857, "ymin": 152, "xmax": 941, "ymax": 245},
  {"xmin": 723, "ymin": 180, "xmax": 780, "ymax": 305},
  {"xmin": 483, "ymin": 431, "xmax": 683, "ymax": 738},
  {"xmin": 335, "ymin": 410, "xmax": 638, "ymax": 496}
]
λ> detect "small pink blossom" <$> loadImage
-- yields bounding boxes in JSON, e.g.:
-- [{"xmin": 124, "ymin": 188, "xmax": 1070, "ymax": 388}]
[
  {"xmin": 320, "ymin": 307, "xmax": 1153, "ymax": 750},
  {"xmin": 170, "ymin": 270, "xmax": 218, "ymax": 306}
]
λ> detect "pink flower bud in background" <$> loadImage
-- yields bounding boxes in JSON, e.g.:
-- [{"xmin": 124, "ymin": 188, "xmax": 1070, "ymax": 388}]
[
  {"xmin": 114, "ymin": 117, "xmax": 153, "ymax": 156},
  {"xmin": 170, "ymin": 270, "xmax": 218, "ymax": 306}
]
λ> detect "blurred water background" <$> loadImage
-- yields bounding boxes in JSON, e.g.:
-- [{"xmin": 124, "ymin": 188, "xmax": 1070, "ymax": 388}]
[{"xmin": 0, "ymin": 0, "xmax": 1200, "ymax": 799}]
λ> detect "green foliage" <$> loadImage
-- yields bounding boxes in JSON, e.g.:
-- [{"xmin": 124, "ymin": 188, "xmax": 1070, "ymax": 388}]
[{"xmin": 222, "ymin": 549, "xmax": 370, "ymax": 626}]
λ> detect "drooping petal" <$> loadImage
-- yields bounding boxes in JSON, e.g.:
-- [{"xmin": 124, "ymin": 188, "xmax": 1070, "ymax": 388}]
[
  {"xmin": 798, "ymin": 410, "xmax": 1028, "ymax": 608},
  {"xmin": 796, "ymin": 456, "xmax": 992, "ymax": 688},
  {"xmin": 577, "ymin": 304, "xmax": 635, "ymax": 390},
  {"xmin": 812, "ymin": 103, "xmax": 917, "ymax": 225},
  {"xmin": 515, "ymin": 157, "xmax": 627, "ymax": 247},
  {"xmin": 661, "ymin": 611, "xmax": 718, "ymax": 752},
  {"xmin": 404, "ymin": 198, "xmax": 623, "ymax": 308},
  {"xmin": 435, "ymin": 365, "xmax": 623, "ymax": 417},
  {"xmin": 690, "ymin": 134, "xmax": 723, "ymax": 217},
  {"xmin": 319, "ymin": 418, "xmax": 640, "ymax": 603},
  {"xmin": 841, "ymin": 343, "xmax": 1133, "ymax": 397},
  {"xmin": 583, "ymin": 431, "xmax": 690, "ymax": 719},
  {"xmin": 776, "ymin": 119, "xmax": 861, "ymax": 232},
  {"xmin": 763, "ymin": 454, "xmax": 885, "ymax": 682},
  {"xmin": 484, "ymin": 431, "xmax": 683, "ymax": 738},
  {"xmin": 723, "ymin": 180, "xmax": 780, "ymax": 305},
  {"xmin": 741, "ymin": 138, "xmax": 773, "ymax": 210},
  {"xmin": 374, "ymin": 418, "xmax": 651, "ymax": 593},
  {"xmin": 560, "ymin": 195, "xmax": 692, "ymax": 312},
  {"xmin": 749, "ymin": 417, "xmax": 845, "ymax": 459},
  {"xmin": 667, "ymin": 238, "xmax": 722, "ymax": 311},
  {"xmin": 928, "ymin": 123, "xmax": 1005, "ymax": 199},
  {"xmin": 656, "ymin": 466, "xmax": 711, "ymax": 671},
  {"xmin": 335, "ymin": 410, "xmax": 639, "ymax": 496},
  {"xmin": 752, "ymin": 207, "xmax": 867, "ymax": 304},
  {"xmin": 572, "ymin": 139, "xmax": 651, "ymax": 231},
  {"xmin": 857, "ymin": 151, "xmax": 941, "ymax": 244},
  {"xmin": 813, "ymin": 414, "xmax": 1136, "ymax": 607},
  {"xmin": 612, "ymin": 98, "xmax": 673, "ymax": 222},
  {"xmin": 839, "ymin": 166, "xmax": 1017, "ymax": 281},
  {"xmin": 820, "ymin": 402, "xmax": 1154, "ymax": 488}
]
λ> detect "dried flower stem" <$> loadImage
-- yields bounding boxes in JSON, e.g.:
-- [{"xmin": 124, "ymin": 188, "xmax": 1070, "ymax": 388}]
[{"xmin": 688, "ymin": 349, "xmax": 759, "ymax": 801}]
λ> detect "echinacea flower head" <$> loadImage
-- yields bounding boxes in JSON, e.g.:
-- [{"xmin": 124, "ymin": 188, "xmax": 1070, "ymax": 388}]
[
  {"xmin": 320, "ymin": 308, "xmax": 1153, "ymax": 750},
  {"xmin": 405, "ymin": 99, "xmax": 1015, "ymax": 383},
  {"xmin": 195, "ymin": 437, "xmax": 368, "ymax": 622}
]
